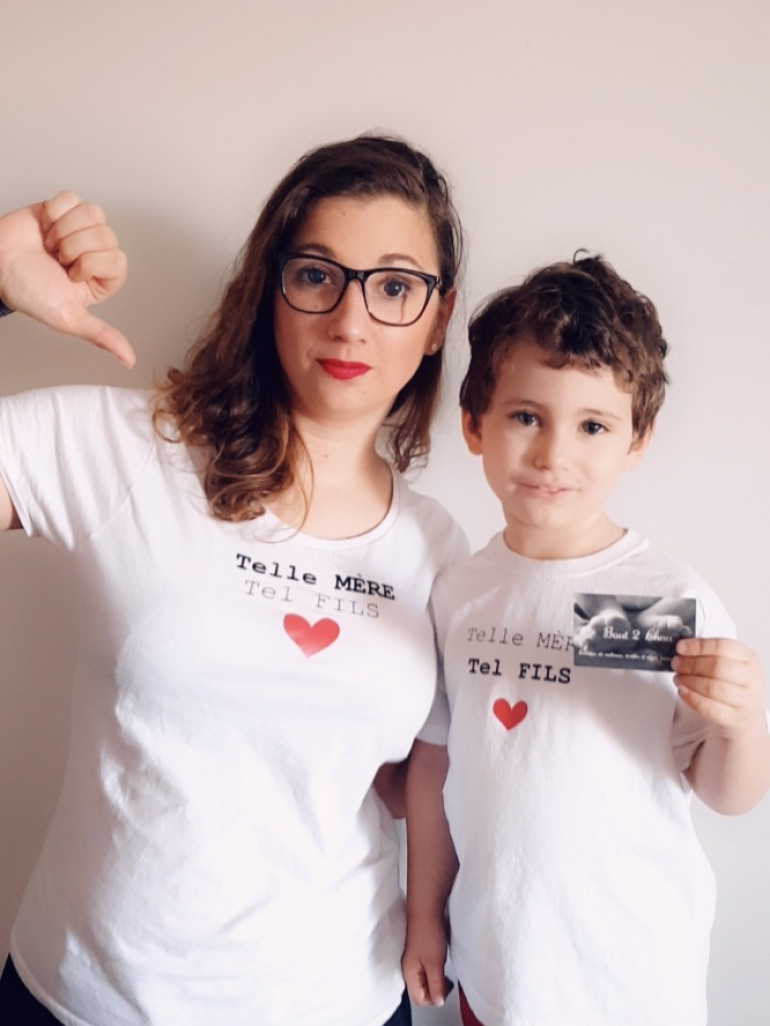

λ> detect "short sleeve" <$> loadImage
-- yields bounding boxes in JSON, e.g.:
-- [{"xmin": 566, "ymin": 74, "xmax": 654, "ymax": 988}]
[
  {"xmin": 0, "ymin": 386, "xmax": 154, "ymax": 549},
  {"xmin": 416, "ymin": 568, "xmax": 457, "ymax": 745},
  {"xmin": 417, "ymin": 666, "xmax": 450, "ymax": 744}
]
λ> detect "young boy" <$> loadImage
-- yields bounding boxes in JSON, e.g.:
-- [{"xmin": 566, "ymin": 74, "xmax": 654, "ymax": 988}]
[{"xmin": 402, "ymin": 255, "xmax": 770, "ymax": 1026}]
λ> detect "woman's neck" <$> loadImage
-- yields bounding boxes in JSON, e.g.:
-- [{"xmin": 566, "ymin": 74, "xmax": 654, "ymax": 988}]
[{"xmin": 268, "ymin": 418, "xmax": 394, "ymax": 539}]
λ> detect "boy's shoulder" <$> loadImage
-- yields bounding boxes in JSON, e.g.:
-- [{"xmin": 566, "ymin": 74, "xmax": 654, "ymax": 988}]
[
  {"xmin": 435, "ymin": 528, "xmax": 717, "ymax": 582},
  {"xmin": 432, "ymin": 529, "xmax": 733, "ymax": 634},
  {"xmin": 432, "ymin": 530, "xmax": 505, "ymax": 585}
]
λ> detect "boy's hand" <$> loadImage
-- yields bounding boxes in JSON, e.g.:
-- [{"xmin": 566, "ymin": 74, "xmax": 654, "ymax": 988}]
[
  {"xmin": 0, "ymin": 192, "xmax": 134, "ymax": 367},
  {"xmin": 672, "ymin": 638, "xmax": 766, "ymax": 739},
  {"xmin": 402, "ymin": 915, "xmax": 452, "ymax": 1007},
  {"xmin": 675, "ymin": 638, "xmax": 770, "ymax": 813}
]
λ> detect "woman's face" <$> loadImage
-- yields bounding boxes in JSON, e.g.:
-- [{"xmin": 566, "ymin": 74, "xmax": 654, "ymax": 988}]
[{"xmin": 273, "ymin": 194, "xmax": 453, "ymax": 435}]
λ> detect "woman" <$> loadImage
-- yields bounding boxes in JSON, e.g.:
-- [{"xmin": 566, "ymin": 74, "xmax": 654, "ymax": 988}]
[{"xmin": 0, "ymin": 135, "xmax": 466, "ymax": 1026}]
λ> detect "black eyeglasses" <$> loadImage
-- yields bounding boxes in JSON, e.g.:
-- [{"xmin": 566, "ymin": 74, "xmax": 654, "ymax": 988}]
[{"xmin": 277, "ymin": 253, "xmax": 444, "ymax": 327}]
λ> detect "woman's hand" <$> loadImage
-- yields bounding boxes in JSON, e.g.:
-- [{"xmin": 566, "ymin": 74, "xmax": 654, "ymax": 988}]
[{"xmin": 0, "ymin": 192, "xmax": 134, "ymax": 367}]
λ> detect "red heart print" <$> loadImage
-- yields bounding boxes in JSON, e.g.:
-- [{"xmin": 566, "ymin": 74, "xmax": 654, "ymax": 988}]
[
  {"xmin": 492, "ymin": 698, "xmax": 528, "ymax": 730},
  {"xmin": 283, "ymin": 615, "xmax": 340, "ymax": 657}
]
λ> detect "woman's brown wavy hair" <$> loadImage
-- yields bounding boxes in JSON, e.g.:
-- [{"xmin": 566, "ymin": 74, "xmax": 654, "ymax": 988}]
[{"xmin": 153, "ymin": 134, "xmax": 462, "ymax": 522}]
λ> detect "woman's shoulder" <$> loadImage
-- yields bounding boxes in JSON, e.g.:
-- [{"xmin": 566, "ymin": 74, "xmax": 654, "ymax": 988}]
[
  {"xmin": 394, "ymin": 475, "xmax": 469, "ymax": 561},
  {"xmin": 0, "ymin": 384, "xmax": 157, "ymax": 459},
  {"xmin": 0, "ymin": 386, "xmax": 160, "ymax": 546},
  {"xmin": 0, "ymin": 383, "xmax": 151, "ymax": 430},
  {"xmin": 396, "ymin": 475, "xmax": 455, "ymax": 525}
]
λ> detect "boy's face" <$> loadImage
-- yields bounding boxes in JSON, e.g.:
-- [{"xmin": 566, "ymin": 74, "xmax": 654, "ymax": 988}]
[{"xmin": 463, "ymin": 335, "xmax": 650, "ymax": 560}]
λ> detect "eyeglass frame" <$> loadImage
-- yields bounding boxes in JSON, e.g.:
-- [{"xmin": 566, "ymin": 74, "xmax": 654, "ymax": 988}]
[{"xmin": 276, "ymin": 252, "xmax": 445, "ymax": 327}]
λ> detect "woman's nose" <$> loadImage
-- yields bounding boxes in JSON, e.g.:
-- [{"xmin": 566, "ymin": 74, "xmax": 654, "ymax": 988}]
[{"xmin": 326, "ymin": 280, "xmax": 370, "ymax": 341}]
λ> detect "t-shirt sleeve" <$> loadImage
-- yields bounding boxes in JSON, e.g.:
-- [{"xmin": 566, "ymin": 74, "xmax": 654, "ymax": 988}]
[
  {"xmin": 0, "ymin": 386, "xmax": 154, "ymax": 549},
  {"xmin": 671, "ymin": 574, "xmax": 738, "ymax": 772},
  {"xmin": 416, "ymin": 567, "xmax": 456, "ymax": 746},
  {"xmin": 401, "ymin": 493, "xmax": 466, "ymax": 746},
  {"xmin": 417, "ymin": 641, "xmax": 450, "ymax": 745}
]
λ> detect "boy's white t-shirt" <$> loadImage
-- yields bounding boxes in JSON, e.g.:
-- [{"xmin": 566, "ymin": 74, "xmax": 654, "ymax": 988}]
[
  {"xmin": 422, "ymin": 530, "xmax": 735, "ymax": 1026},
  {"xmin": 0, "ymin": 385, "xmax": 467, "ymax": 1026}
]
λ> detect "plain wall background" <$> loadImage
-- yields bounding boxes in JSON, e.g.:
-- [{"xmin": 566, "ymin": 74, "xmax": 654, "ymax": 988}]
[{"xmin": 2, "ymin": 2, "xmax": 768, "ymax": 1022}]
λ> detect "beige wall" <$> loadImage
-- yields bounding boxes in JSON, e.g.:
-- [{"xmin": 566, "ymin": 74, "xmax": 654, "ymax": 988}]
[{"xmin": 2, "ymin": 2, "xmax": 769, "ymax": 1022}]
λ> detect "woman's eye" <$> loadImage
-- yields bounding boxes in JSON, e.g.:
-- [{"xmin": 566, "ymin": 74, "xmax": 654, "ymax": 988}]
[
  {"xmin": 299, "ymin": 265, "xmax": 329, "ymax": 287},
  {"xmin": 380, "ymin": 276, "xmax": 412, "ymax": 299},
  {"xmin": 582, "ymin": 420, "xmax": 606, "ymax": 435}
]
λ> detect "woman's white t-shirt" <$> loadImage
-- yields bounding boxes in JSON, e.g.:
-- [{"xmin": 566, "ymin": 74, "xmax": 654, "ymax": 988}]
[{"xmin": 0, "ymin": 385, "xmax": 467, "ymax": 1026}]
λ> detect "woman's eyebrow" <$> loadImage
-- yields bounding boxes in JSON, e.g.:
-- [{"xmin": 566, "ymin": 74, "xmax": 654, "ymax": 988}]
[
  {"xmin": 291, "ymin": 243, "xmax": 425, "ymax": 270},
  {"xmin": 378, "ymin": 252, "xmax": 424, "ymax": 269}
]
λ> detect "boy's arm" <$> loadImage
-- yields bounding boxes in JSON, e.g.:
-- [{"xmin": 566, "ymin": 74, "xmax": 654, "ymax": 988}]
[
  {"xmin": 673, "ymin": 638, "xmax": 770, "ymax": 814},
  {"xmin": 402, "ymin": 739, "xmax": 458, "ymax": 1008},
  {"xmin": 373, "ymin": 759, "xmax": 408, "ymax": 819}
]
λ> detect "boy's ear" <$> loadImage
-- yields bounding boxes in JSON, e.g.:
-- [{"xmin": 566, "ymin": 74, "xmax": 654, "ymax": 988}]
[
  {"xmin": 625, "ymin": 423, "xmax": 654, "ymax": 469},
  {"xmin": 461, "ymin": 408, "xmax": 483, "ymax": 455}
]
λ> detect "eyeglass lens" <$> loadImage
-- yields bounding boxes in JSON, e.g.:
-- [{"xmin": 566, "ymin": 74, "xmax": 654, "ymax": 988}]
[{"xmin": 281, "ymin": 256, "xmax": 432, "ymax": 325}]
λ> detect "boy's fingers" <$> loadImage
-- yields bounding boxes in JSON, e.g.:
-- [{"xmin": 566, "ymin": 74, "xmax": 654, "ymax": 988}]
[
  {"xmin": 675, "ymin": 637, "xmax": 755, "ymax": 662},
  {"xmin": 675, "ymin": 675, "xmax": 735, "ymax": 707},
  {"xmin": 404, "ymin": 967, "xmax": 431, "ymax": 1006},
  {"xmin": 673, "ymin": 638, "xmax": 760, "ymax": 687},
  {"xmin": 425, "ymin": 966, "xmax": 448, "ymax": 1006},
  {"xmin": 674, "ymin": 636, "xmax": 766, "ymax": 731},
  {"xmin": 675, "ymin": 685, "xmax": 734, "ymax": 727},
  {"xmin": 674, "ymin": 657, "xmax": 754, "ymax": 691},
  {"xmin": 403, "ymin": 956, "xmax": 449, "ymax": 1007}
]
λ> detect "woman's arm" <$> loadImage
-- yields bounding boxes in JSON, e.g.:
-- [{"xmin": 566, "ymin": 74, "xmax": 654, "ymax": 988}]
[
  {"xmin": 0, "ymin": 193, "xmax": 133, "ymax": 529},
  {"xmin": 0, "ymin": 476, "xmax": 20, "ymax": 530}
]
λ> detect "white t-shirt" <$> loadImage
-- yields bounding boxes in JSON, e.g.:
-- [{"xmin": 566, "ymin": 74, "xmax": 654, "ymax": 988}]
[
  {"xmin": 0, "ymin": 385, "xmax": 467, "ymax": 1026},
  {"xmin": 422, "ymin": 530, "xmax": 735, "ymax": 1026}
]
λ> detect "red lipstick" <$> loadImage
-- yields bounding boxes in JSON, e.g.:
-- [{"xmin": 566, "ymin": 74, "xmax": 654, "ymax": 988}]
[{"xmin": 318, "ymin": 359, "xmax": 371, "ymax": 380}]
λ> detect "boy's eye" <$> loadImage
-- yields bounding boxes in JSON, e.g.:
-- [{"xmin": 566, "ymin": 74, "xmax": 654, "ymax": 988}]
[
  {"xmin": 511, "ymin": 411, "xmax": 538, "ymax": 427},
  {"xmin": 582, "ymin": 420, "xmax": 607, "ymax": 435}
]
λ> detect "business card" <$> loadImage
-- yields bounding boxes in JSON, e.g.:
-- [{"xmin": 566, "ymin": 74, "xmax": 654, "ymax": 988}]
[{"xmin": 573, "ymin": 593, "xmax": 696, "ymax": 671}]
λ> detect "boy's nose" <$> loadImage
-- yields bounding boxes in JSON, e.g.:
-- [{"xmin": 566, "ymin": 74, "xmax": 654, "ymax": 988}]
[{"xmin": 534, "ymin": 429, "xmax": 570, "ymax": 469}]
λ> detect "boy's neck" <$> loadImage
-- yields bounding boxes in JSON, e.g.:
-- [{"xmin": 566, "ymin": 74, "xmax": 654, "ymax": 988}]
[{"xmin": 502, "ymin": 515, "xmax": 626, "ymax": 561}]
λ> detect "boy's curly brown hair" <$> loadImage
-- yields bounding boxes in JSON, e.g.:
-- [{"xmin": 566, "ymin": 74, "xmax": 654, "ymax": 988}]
[{"xmin": 460, "ymin": 253, "xmax": 668, "ymax": 439}]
